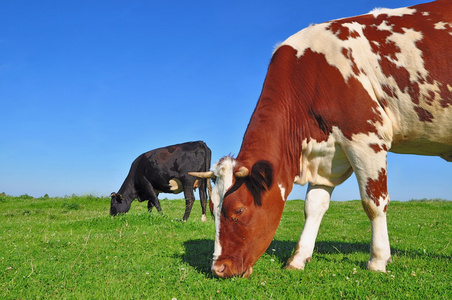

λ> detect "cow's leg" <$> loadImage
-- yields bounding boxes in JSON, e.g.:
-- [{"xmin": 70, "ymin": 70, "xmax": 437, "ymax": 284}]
[
  {"xmin": 147, "ymin": 199, "xmax": 155, "ymax": 211},
  {"xmin": 346, "ymin": 147, "xmax": 391, "ymax": 272},
  {"xmin": 358, "ymin": 171, "xmax": 391, "ymax": 272},
  {"xmin": 147, "ymin": 192, "xmax": 159, "ymax": 212},
  {"xmin": 285, "ymin": 184, "xmax": 334, "ymax": 270},
  {"xmin": 198, "ymin": 179, "xmax": 208, "ymax": 222},
  {"xmin": 138, "ymin": 178, "xmax": 162, "ymax": 213},
  {"xmin": 182, "ymin": 182, "xmax": 196, "ymax": 221},
  {"xmin": 150, "ymin": 192, "xmax": 162, "ymax": 213}
]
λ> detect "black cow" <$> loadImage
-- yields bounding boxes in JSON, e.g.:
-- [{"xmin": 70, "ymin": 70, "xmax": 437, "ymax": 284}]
[{"xmin": 110, "ymin": 141, "xmax": 212, "ymax": 221}]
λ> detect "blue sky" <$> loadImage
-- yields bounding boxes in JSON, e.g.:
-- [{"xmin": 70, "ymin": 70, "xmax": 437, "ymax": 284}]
[{"xmin": 1, "ymin": 0, "xmax": 450, "ymax": 201}]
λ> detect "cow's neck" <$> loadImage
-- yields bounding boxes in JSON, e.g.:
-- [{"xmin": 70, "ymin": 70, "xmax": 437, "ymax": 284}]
[
  {"xmin": 236, "ymin": 46, "xmax": 323, "ymax": 195},
  {"xmin": 118, "ymin": 172, "xmax": 137, "ymax": 198}
]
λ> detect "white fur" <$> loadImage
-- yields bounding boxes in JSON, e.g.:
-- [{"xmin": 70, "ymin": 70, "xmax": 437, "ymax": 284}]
[
  {"xmin": 278, "ymin": 184, "xmax": 287, "ymax": 201},
  {"xmin": 286, "ymin": 184, "xmax": 333, "ymax": 269},
  {"xmin": 369, "ymin": 7, "xmax": 415, "ymax": 18},
  {"xmin": 210, "ymin": 157, "xmax": 236, "ymax": 261}
]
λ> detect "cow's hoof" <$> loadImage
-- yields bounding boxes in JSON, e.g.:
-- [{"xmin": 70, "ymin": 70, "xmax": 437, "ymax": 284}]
[
  {"xmin": 201, "ymin": 214, "xmax": 207, "ymax": 222},
  {"xmin": 366, "ymin": 257, "xmax": 391, "ymax": 272},
  {"xmin": 285, "ymin": 257, "xmax": 309, "ymax": 270},
  {"xmin": 285, "ymin": 264, "xmax": 304, "ymax": 271}
]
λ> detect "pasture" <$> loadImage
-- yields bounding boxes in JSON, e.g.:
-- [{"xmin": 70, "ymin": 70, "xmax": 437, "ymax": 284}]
[{"xmin": 0, "ymin": 194, "xmax": 450, "ymax": 299}]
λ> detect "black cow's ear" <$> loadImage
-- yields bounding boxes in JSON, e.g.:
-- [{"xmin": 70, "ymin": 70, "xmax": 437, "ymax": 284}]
[{"xmin": 246, "ymin": 160, "xmax": 273, "ymax": 206}]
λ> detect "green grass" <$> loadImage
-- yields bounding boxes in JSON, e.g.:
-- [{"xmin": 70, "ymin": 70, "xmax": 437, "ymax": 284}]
[{"xmin": 0, "ymin": 195, "xmax": 450, "ymax": 299}]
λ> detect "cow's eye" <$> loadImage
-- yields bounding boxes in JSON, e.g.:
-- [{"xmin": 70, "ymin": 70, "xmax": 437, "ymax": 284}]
[{"xmin": 234, "ymin": 207, "xmax": 246, "ymax": 215}]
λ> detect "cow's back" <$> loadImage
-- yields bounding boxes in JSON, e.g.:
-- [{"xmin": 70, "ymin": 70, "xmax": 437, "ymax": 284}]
[
  {"xmin": 144, "ymin": 141, "xmax": 210, "ymax": 175},
  {"xmin": 279, "ymin": 0, "xmax": 452, "ymax": 160}
]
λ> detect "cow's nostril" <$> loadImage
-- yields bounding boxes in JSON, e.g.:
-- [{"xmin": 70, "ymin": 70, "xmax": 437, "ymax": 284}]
[{"xmin": 212, "ymin": 263, "xmax": 226, "ymax": 278}]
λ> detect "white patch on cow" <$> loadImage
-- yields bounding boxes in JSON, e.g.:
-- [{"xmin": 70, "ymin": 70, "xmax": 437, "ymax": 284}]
[
  {"xmin": 342, "ymin": 21, "xmax": 363, "ymax": 35},
  {"xmin": 434, "ymin": 21, "xmax": 448, "ymax": 30},
  {"xmin": 278, "ymin": 184, "xmax": 286, "ymax": 201},
  {"xmin": 376, "ymin": 20, "xmax": 393, "ymax": 32},
  {"xmin": 369, "ymin": 7, "xmax": 416, "ymax": 18},
  {"xmin": 210, "ymin": 157, "xmax": 236, "ymax": 261},
  {"xmin": 296, "ymin": 131, "xmax": 354, "ymax": 188},
  {"xmin": 386, "ymin": 28, "xmax": 424, "ymax": 82}
]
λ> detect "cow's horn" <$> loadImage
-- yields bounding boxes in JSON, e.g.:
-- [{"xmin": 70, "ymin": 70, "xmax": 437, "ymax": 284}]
[
  {"xmin": 188, "ymin": 171, "xmax": 216, "ymax": 179},
  {"xmin": 235, "ymin": 166, "xmax": 250, "ymax": 178}
]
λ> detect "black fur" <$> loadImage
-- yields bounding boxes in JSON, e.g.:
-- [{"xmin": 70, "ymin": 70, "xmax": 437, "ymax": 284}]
[{"xmin": 245, "ymin": 161, "xmax": 273, "ymax": 206}]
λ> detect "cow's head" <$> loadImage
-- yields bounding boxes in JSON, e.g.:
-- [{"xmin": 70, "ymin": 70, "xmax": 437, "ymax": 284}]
[
  {"xmin": 109, "ymin": 192, "xmax": 133, "ymax": 215},
  {"xmin": 191, "ymin": 156, "xmax": 286, "ymax": 278}
]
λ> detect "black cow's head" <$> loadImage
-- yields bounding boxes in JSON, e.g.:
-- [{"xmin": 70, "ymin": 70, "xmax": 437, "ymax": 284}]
[{"xmin": 109, "ymin": 192, "xmax": 133, "ymax": 215}]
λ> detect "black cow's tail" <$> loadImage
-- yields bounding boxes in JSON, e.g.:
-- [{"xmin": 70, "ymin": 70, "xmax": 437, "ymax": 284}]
[{"xmin": 203, "ymin": 142, "xmax": 212, "ymax": 201}]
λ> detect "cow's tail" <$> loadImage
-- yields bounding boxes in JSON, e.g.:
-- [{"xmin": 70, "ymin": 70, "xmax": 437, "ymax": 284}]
[{"xmin": 204, "ymin": 142, "xmax": 212, "ymax": 201}]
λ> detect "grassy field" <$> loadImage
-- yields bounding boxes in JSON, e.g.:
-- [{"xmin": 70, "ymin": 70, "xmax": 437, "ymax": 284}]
[{"xmin": 0, "ymin": 194, "xmax": 450, "ymax": 299}]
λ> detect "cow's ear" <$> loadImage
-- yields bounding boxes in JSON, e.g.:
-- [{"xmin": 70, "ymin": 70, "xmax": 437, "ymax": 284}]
[
  {"xmin": 246, "ymin": 160, "xmax": 273, "ymax": 206},
  {"xmin": 116, "ymin": 194, "xmax": 123, "ymax": 202}
]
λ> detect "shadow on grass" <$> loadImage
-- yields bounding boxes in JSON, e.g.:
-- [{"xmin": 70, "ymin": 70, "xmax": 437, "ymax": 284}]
[
  {"xmin": 266, "ymin": 240, "xmax": 370, "ymax": 269},
  {"xmin": 181, "ymin": 239, "xmax": 215, "ymax": 276},
  {"xmin": 181, "ymin": 239, "xmax": 451, "ymax": 275},
  {"xmin": 267, "ymin": 240, "xmax": 370, "ymax": 257},
  {"xmin": 181, "ymin": 239, "xmax": 370, "ymax": 275}
]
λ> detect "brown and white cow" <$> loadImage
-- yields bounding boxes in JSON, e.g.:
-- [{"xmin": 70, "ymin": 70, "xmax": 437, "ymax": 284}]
[{"xmin": 191, "ymin": 0, "xmax": 452, "ymax": 278}]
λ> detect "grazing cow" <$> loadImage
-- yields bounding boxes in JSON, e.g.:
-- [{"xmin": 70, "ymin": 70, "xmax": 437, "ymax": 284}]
[
  {"xmin": 192, "ymin": 0, "xmax": 452, "ymax": 277},
  {"xmin": 110, "ymin": 141, "xmax": 212, "ymax": 221}
]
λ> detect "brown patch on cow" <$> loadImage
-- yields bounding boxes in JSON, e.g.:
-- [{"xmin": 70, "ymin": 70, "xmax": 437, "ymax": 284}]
[
  {"xmin": 369, "ymin": 143, "xmax": 381, "ymax": 153},
  {"xmin": 327, "ymin": 22, "xmax": 360, "ymax": 40},
  {"xmin": 167, "ymin": 145, "xmax": 177, "ymax": 153},
  {"xmin": 380, "ymin": 84, "xmax": 398, "ymax": 101},
  {"xmin": 365, "ymin": 168, "xmax": 388, "ymax": 207},
  {"xmin": 377, "ymin": 97, "xmax": 389, "ymax": 108},
  {"xmin": 414, "ymin": 106, "xmax": 434, "ymax": 122},
  {"xmin": 369, "ymin": 143, "xmax": 389, "ymax": 153},
  {"xmin": 361, "ymin": 199, "xmax": 376, "ymax": 220},
  {"xmin": 341, "ymin": 48, "xmax": 361, "ymax": 76}
]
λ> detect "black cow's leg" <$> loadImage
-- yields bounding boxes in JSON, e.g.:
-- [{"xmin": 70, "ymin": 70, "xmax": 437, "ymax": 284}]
[
  {"xmin": 198, "ymin": 178, "xmax": 208, "ymax": 222},
  {"xmin": 147, "ymin": 200, "xmax": 154, "ymax": 212},
  {"xmin": 182, "ymin": 182, "xmax": 196, "ymax": 221},
  {"xmin": 147, "ymin": 193, "xmax": 159, "ymax": 212},
  {"xmin": 150, "ymin": 193, "xmax": 162, "ymax": 213},
  {"xmin": 139, "ymin": 178, "xmax": 162, "ymax": 213}
]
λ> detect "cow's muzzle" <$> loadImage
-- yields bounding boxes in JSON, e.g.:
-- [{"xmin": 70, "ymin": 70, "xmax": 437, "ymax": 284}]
[{"xmin": 211, "ymin": 259, "xmax": 253, "ymax": 278}]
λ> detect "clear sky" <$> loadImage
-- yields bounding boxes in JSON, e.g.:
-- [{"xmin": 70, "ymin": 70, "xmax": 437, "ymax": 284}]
[{"xmin": 1, "ymin": 0, "xmax": 450, "ymax": 201}]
